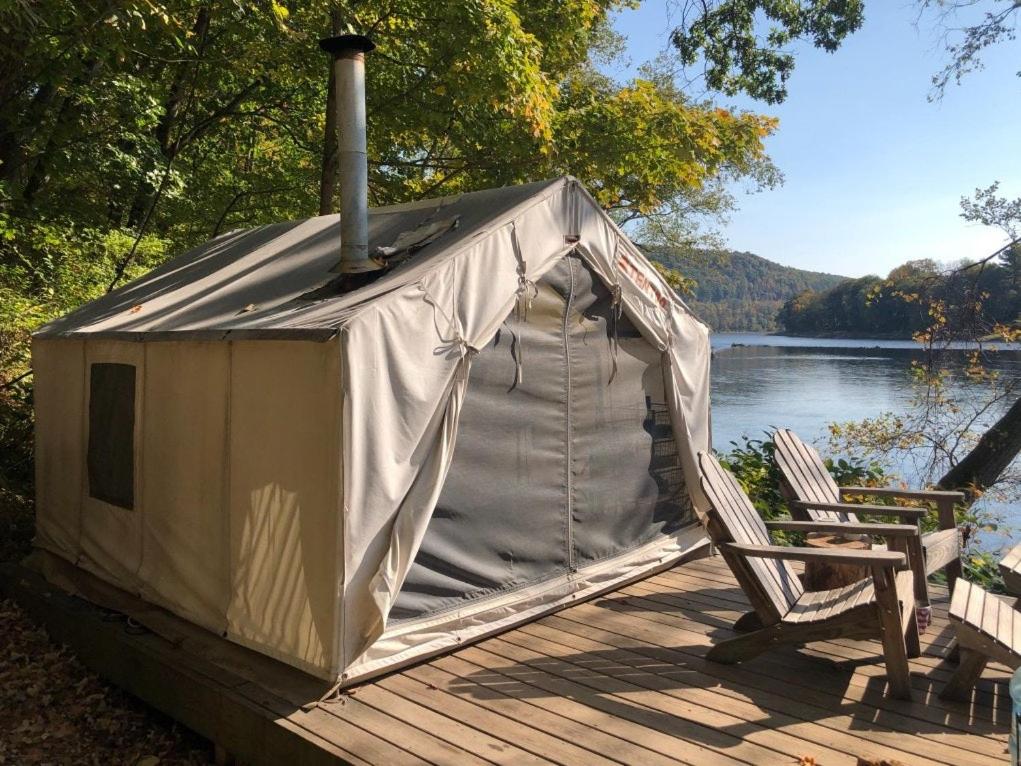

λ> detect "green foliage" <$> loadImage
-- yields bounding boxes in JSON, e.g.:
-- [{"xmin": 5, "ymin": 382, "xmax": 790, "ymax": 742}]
[
  {"xmin": 651, "ymin": 261, "xmax": 697, "ymax": 296},
  {"xmin": 0, "ymin": 214, "xmax": 169, "ymax": 504},
  {"xmin": 718, "ymin": 435, "xmax": 787, "ymax": 520},
  {"xmin": 669, "ymin": 1, "xmax": 1019, "ymax": 104},
  {"xmin": 0, "ymin": 0, "xmax": 778, "ymax": 246},
  {"xmin": 647, "ymin": 248, "xmax": 844, "ymax": 331},
  {"xmin": 671, "ymin": 1, "xmax": 865, "ymax": 104},
  {"xmin": 823, "ymin": 455, "xmax": 887, "ymax": 487},
  {"xmin": 962, "ymin": 550, "xmax": 1007, "ymax": 594},
  {"xmin": 961, "ymin": 182, "xmax": 1021, "ymax": 240},
  {"xmin": 924, "ymin": 0, "xmax": 1021, "ymax": 96}
]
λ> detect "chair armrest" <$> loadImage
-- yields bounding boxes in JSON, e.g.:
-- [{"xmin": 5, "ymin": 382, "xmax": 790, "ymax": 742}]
[
  {"xmin": 721, "ymin": 542, "xmax": 906, "ymax": 568},
  {"xmin": 838, "ymin": 487, "xmax": 961, "ymax": 530},
  {"xmin": 839, "ymin": 486, "xmax": 965, "ymax": 503},
  {"xmin": 764, "ymin": 520, "xmax": 920, "ymax": 537},
  {"xmin": 790, "ymin": 499, "xmax": 928, "ymax": 520}
]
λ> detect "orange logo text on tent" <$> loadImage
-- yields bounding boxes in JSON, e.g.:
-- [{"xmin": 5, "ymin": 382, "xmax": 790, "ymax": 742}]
[{"xmin": 617, "ymin": 252, "xmax": 671, "ymax": 309}]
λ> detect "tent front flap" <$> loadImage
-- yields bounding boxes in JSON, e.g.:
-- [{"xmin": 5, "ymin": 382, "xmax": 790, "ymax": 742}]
[{"xmin": 338, "ymin": 181, "xmax": 710, "ymax": 674}]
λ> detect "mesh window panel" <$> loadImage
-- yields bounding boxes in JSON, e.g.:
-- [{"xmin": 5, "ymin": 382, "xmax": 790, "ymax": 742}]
[
  {"xmin": 565, "ymin": 255, "xmax": 691, "ymax": 567},
  {"xmin": 87, "ymin": 363, "xmax": 136, "ymax": 510},
  {"xmin": 391, "ymin": 253, "xmax": 693, "ymax": 621}
]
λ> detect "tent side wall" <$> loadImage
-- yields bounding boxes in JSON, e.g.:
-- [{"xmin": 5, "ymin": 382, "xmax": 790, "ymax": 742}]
[
  {"xmin": 33, "ymin": 337, "xmax": 86, "ymax": 561},
  {"xmin": 140, "ymin": 341, "xmax": 231, "ymax": 631},
  {"xmin": 33, "ymin": 336, "xmax": 343, "ymax": 680},
  {"xmin": 224, "ymin": 339, "xmax": 343, "ymax": 679},
  {"xmin": 34, "ymin": 337, "xmax": 233, "ymax": 628}
]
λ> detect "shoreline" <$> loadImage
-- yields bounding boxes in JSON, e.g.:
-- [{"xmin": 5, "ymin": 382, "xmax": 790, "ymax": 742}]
[
  {"xmin": 709, "ymin": 332, "xmax": 1021, "ymax": 353},
  {"xmin": 765, "ymin": 330, "xmax": 914, "ymax": 341}
]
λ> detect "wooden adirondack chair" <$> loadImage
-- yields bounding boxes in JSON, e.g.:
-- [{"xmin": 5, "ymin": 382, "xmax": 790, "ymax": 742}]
[
  {"xmin": 697, "ymin": 451, "xmax": 921, "ymax": 700},
  {"xmin": 773, "ymin": 428, "xmax": 964, "ymax": 606},
  {"xmin": 940, "ymin": 579, "xmax": 1021, "ymax": 700}
]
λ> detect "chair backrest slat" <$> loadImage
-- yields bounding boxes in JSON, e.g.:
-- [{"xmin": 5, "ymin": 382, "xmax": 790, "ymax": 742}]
[
  {"xmin": 773, "ymin": 429, "xmax": 856, "ymax": 524},
  {"xmin": 697, "ymin": 452, "xmax": 803, "ymax": 621}
]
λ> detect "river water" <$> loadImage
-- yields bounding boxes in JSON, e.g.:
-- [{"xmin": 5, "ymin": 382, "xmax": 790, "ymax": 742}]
[{"xmin": 709, "ymin": 332, "xmax": 1021, "ymax": 552}]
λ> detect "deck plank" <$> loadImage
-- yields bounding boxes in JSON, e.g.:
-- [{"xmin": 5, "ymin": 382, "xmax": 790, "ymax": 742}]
[
  {"xmin": 2, "ymin": 553, "xmax": 1009, "ymax": 766},
  {"xmin": 525, "ymin": 614, "xmax": 1005, "ymax": 757},
  {"xmin": 545, "ymin": 600, "xmax": 1003, "ymax": 764},
  {"xmin": 402, "ymin": 658, "xmax": 694, "ymax": 766},
  {"xmin": 429, "ymin": 653, "xmax": 721, "ymax": 766},
  {"xmin": 632, "ymin": 570, "xmax": 1010, "ymax": 716},
  {"xmin": 374, "ymin": 673, "xmax": 616, "ymax": 766},
  {"xmin": 495, "ymin": 627, "xmax": 877, "ymax": 765},
  {"xmin": 464, "ymin": 639, "xmax": 788, "ymax": 765}
]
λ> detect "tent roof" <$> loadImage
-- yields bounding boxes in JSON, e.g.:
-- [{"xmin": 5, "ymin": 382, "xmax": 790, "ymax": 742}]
[{"xmin": 37, "ymin": 177, "xmax": 570, "ymax": 340}]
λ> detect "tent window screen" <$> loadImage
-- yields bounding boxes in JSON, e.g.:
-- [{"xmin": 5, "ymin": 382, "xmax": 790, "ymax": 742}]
[{"xmin": 87, "ymin": 363, "xmax": 136, "ymax": 510}]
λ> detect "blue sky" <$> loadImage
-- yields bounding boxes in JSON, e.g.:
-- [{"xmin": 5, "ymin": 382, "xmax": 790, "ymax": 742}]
[{"xmin": 608, "ymin": 2, "xmax": 1021, "ymax": 278}]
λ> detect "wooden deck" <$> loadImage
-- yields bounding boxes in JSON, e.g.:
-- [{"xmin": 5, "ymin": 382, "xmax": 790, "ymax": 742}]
[{"xmin": 1, "ymin": 553, "xmax": 1010, "ymax": 766}]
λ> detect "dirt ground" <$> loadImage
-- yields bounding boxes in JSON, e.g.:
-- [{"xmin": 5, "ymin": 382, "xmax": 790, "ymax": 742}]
[
  {"xmin": 0, "ymin": 598, "xmax": 214, "ymax": 766},
  {"xmin": 1, "ymin": 489, "xmax": 214, "ymax": 765}
]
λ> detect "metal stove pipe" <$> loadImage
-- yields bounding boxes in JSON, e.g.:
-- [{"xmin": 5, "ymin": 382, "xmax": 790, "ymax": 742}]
[{"xmin": 319, "ymin": 34, "xmax": 377, "ymax": 274}]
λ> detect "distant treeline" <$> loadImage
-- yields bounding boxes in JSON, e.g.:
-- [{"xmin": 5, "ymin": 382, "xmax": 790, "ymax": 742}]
[
  {"xmin": 777, "ymin": 255, "xmax": 1021, "ymax": 338},
  {"xmin": 647, "ymin": 248, "xmax": 844, "ymax": 332},
  {"xmin": 687, "ymin": 300, "xmax": 785, "ymax": 333}
]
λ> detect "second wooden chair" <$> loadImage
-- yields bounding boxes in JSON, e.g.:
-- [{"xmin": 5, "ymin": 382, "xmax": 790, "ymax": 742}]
[
  {"xmin": 697, "ymin": 451, "xmax": 921, "ymax": 700},
  {"xmin": 773, "ymin": 428, "xmax": 963, "ymax": 607}
]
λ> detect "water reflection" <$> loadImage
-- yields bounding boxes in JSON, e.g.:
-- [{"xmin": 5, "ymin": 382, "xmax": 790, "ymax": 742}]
[{"xmin": 712, "ymin": 344, "xmax": 920, "ymax": 449}]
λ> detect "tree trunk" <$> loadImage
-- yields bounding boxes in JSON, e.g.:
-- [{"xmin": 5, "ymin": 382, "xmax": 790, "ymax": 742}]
[
  {"xmin": 127, "ymin": 6, "xmax": 211, "ymax": 228},
  {"xmin": 21, "ymin": 90, "xmax": 76, "ymax": 205},
  {"xmin": 319, "ymin": 65, "xmax": 339, "ymax": 215},
  {"xmin": 0, "ymin": 82, "xmax": 56, "ymax": 186},
  {"xmin": 318, "ymin": 9, "xmax": 343, "ymax": 216},
  {"xmin": 938, "ymin": 393, "xmax": 1021, "ymax": 500}
]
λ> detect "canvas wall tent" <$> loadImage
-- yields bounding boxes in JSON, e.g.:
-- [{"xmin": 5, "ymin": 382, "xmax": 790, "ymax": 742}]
[{"xmin": 32, "ymin": 176, "xmax": 712, "ymax": 684}]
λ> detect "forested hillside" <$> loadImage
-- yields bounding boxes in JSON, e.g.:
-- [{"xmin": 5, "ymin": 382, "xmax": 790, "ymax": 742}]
[
  {"xmin": 647, "ymin": 248, "xmax": 845, "ymax": 331},
  {"xmin": 778, "ymin": 255, "xmax": 1021, "ymax": 338}
]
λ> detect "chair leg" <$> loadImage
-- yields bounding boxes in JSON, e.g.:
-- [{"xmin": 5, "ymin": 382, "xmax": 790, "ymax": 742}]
[
  {"xmin": 893, "ymin": 535, "xmax": 930, "ymax": 608},
  {"xmin": 872, "ymin": 567, "xmax": 914, "ymax": 700},
  {"xmin": 945, "ymin": 558, "xmax": 962, "ymax": 595},
  {"xmin": 879, "ymin": 628, "xmax": 913, "ymax": 700},
  {"xmin": 707, "ymin": 624, "xmax": 783, "ymax": 664},
  {"xmin": 904, "ymin": 612, "xmax": 921, "ymax": 660},
  {"xmin": 946, "ymin": 638, "xmax": 960, "ymax": 664},
  {"xmin": 733, "ymin": 611, "xmax": 763, "ymax": 633},
  {"xmin": 911, "ymin": 566, "xmax": 930, "ymax": 609},
  {"xmin": 939, "ymin": 647, "xmax": 989, "ymax": 701}
]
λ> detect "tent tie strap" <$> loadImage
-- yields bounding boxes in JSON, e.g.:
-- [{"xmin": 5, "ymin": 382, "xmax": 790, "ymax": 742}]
[
  {"xmin": 508, "ymin": 219, "xmax": 536, "ymax": 384},
  {"xmin": 510, "ymin": 221, "xmax": 537, "ymax": 324},
  {"xmin": 318, "ymin": 678, "xmax": 347, "ymax": 705},
  {"xmin": 608, "ymin": 282, "xmax": 623, "ymax": 384},
  {"xmin": 515, "ymin": 274, "xmax": 537, "ymax": 323},
  {"xmin": 510, "ymin": 276, "xmax": 536, "ymax": 388},
  {"xmin": 453, "ymin": 337, "xmax": 479, "ymax": 383},
  {"xmin": 506, "ymin": 323, "xmax": 524, "ymax": 388},
  {"xmin": 418, "ymin": 281, "xmax": 469, "ymax": 350}
]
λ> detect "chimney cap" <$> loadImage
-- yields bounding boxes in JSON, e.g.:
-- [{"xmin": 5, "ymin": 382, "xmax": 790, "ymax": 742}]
[{"xmin": 319, "ymin": 34, "xmax": 375, "ymax": 58}]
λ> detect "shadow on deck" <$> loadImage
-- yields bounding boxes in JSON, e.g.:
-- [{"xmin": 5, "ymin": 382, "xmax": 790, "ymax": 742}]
[{"xmin": 1, "ymin": 554, "xmax": 1009, "ymax": 766}]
